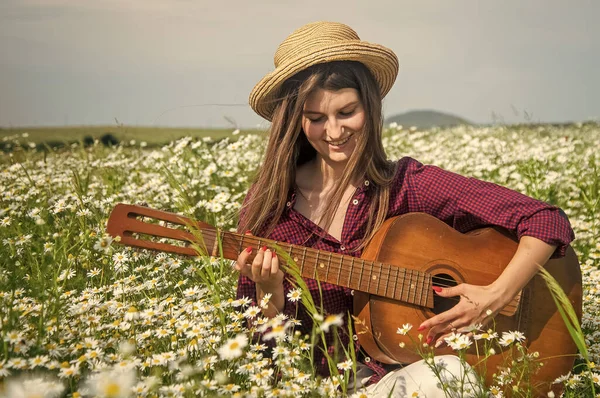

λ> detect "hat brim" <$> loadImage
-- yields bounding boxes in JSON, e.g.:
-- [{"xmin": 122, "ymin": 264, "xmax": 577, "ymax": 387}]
[{"xmin": 249, "ymin": 41, "xmax": 399, "ymax": 121}]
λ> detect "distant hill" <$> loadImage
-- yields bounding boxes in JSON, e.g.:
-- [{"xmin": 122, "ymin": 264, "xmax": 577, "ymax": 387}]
[{"xmin": 385, "ymin": 110, "xmax": 471, "ymax": 129}]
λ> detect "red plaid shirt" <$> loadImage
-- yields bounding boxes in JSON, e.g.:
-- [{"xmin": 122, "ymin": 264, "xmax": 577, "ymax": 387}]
[{"xmin": 236, "ymin": 156, "xmax": 575, "ymax": 383}]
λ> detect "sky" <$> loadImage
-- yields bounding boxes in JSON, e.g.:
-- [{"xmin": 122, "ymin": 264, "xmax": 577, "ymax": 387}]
[{"xmin": 1, "ymin": 0, "xmax": 599, "ymax": 129}]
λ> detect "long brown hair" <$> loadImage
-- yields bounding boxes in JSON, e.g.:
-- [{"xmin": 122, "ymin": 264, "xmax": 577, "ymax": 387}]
[{"xmin": 239, "ymin": 61, "xmax": 396, "ymax": 251}]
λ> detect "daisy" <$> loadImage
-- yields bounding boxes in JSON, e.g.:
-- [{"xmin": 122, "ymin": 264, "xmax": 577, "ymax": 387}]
[
  {"xmin": 84, "ymin": 369, "xmax": 136, "ymax": 398},
  {"xmin": 337, "ymin": 359, "xmax": 353, "ymax": 371},
  {"xmin": 218, "ymin": 334, "xmax": 248, "ymax": 360},
  {"xmin": 94, "ymin": 236, "xmax": 113, "ymax": 253},
  {"xmin": 243, "ymin": 306, "xmax": 261, "ymax": 319},
  {"xmin": 499, "ymin": 331, "xmax": 526, "ymax": 347},
  {"xmin": 396, "ymin": 323, "xmax": 413, "ymax": 335},
  {"xmin": 319, "ymin": 313, "xmax": 344, "ymax": 332},
  {"xmin": 286, "ymin": 288, "xmax": 302, "ymax": 302}
]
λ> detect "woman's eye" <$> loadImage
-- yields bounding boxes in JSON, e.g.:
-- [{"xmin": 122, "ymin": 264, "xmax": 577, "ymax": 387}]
[
  {"xmin": 308, "ymin": 117, "xmax": 325, "ymax": 123},
  {"xmin": 339, "ymin": 109, "xmax": 355, "ymax": 117}
]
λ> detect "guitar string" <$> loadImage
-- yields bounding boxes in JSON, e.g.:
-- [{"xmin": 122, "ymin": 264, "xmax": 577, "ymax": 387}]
[
  {"xmin": 205, "ymin": 231, "xmax": 518, "ymax": 311},
  {"xmin": 202, "ymin": 231, "xmax": 519, "ymax": 312},
  {"xmin": 153, "ymin": 226, "xmax": 459, "ymax": 286},
  {"xmin": 146, "ymin": 227, "xmax": 517, "ymax": 312},
  {"xmin": 134, "ymin": 227, "xmax": 518, "ymax": 312},
  {"xmin": 226, "ymin": 232, "xmax": 471, "ymax": 286}
]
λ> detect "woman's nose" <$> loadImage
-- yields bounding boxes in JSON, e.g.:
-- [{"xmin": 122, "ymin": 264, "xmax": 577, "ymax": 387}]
[{"xmin": 325, "ymin": 118, "xmax": 345, "ymax": 139}]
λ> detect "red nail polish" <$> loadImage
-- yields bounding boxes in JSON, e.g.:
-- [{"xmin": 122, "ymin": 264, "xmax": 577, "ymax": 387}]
[
  {"xmin": 432, "ymin": 286, "xmax": 442, "ymax": 293},
  {"xmin": 273, "ymin": 253, "xmax": 277, "ymax": 259},
  {"xmin": 261, "ymin": 246, "xmax": 267, "ymax": 251},
  {"xmin": 426, "ymin": 337, "xmax": 432, "ymax": 345},
  {"xmin": 245, "ymin": 230, "xmax": 252, "ymax": 235},
  {"xmin": 418, "ymin": 325, "xmax": 426, "ymax": 331},
  {"xmin": 245, "ymin": 247, "xmax": 252, "ymax": 253}
]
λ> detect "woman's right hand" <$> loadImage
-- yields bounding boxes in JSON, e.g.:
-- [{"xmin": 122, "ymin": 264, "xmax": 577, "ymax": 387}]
[{"xmin": 235, "ymin": 245, "xmax": 284, "ymax": 293}]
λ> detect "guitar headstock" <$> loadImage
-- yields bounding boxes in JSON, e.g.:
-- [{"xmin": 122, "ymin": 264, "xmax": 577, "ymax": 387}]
[{"xmin": 106, "ymin": 203, "xmax": 216, "ymax": 256}]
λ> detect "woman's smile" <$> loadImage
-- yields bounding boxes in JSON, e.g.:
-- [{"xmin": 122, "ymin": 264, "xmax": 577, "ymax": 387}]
[{"xmin": 325, "ymin": 133, "xmax": 354, "ymax": 148}]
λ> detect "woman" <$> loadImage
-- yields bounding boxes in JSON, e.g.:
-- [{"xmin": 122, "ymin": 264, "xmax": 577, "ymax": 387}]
[{"xmin": 234, "ymin": 21, "xmax": 574, "ymax": 396}]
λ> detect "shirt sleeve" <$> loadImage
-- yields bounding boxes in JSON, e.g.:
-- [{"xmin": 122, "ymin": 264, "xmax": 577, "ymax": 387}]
[{"xmin": 389, "ymin": 157, "xmax": 575, "ymax": 258}]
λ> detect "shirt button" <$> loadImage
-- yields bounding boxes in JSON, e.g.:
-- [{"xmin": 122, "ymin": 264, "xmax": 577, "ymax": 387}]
[
  {"xmin": 352, "ymin": 199, "xmax": 359, "ymax": 205},
  {"xmin": 286, "ymin": 201, "xmax": 292, "ymax": 207},
  {"xmin": 340, "ymin": 246, "xmax": 346, "ymax": 251},
  {"xmin": 364, "ymin": 180, "xmax": 370, "ymax": 186}
]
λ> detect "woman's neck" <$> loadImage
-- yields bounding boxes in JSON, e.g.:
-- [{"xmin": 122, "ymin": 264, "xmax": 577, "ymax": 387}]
[
  {"xmin": 317, "ymin": 156, "xmax": 348, "ymax": 183},
  {"xmin": 298, "ymin": 157, "xmax": 356, "ymax": 193}
]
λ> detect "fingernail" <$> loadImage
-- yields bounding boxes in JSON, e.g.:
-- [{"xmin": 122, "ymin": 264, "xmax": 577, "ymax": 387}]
[
  {"xmin": 245, "ymin": 230, "xmax": 252, "ymax": 235},
  {"xmin": 426, "ymin": 337, "xmax": 432, "ymax": 345},
  {"xmin": 432, "ymin": 286, "xmax": 442, "ymax": 293},
  {"xmin": 261, "ymin": 246, "xmax": 267, "ymax": 251},
  {"xmin": 418, "ymin": 325, "xmax": 426, "ymax": 331},
  {"xmin": 245, "ymin": 247, "xmax": 252, "ymax": 253},
  {"xmin": 273, "ymin": 253, "xmax": 277, "ymax": 259},
  {"xmin": 435, "ymin": 340, "xmax": 443, "ymax": 348}
]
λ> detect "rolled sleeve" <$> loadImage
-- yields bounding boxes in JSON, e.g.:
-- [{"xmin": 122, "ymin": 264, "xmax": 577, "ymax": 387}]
[{"xmin": 394, "ymin": 157, "xmax": 575, "ymax": 258}]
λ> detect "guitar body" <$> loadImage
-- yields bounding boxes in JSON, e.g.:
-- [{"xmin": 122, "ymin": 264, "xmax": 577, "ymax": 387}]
[{"xmin": 353, "ymin": 213, "xmax": 582, "ymax": 392}]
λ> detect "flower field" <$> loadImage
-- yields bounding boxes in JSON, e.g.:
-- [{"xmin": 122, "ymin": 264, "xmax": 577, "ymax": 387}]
[{"xmin": 0, "ymin": 123, "xmax": 599, "ymax": 397}]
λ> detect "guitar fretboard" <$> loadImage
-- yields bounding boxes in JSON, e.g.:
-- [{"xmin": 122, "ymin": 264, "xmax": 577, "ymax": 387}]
[{"xmin": 214, "ymin": 230, "xmax": 434, "ymax": 308}]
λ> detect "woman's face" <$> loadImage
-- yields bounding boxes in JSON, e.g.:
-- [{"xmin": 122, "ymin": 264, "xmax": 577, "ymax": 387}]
[{"xmin": 301, "ymin": 88, "xmax": 366, "ymax": 167}]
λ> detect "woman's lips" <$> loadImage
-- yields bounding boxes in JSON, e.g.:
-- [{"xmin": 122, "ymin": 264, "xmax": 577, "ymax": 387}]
[{"xmin": 325, "ymin": 134, "xmax": 353, "ymax": 147}]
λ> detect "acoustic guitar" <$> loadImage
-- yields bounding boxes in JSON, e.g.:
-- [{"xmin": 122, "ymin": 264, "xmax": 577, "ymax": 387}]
[{"xmin": 106, "ymin": 203, "xmax": 581, "ymax": 393}]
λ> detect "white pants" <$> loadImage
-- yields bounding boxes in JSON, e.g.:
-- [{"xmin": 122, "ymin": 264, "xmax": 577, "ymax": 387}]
[{"xmin": 356, "ymin": 355, "xmax": 481, "ymax": 398}]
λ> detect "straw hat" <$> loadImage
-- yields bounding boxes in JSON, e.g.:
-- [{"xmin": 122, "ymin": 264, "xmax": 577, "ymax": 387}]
[{"xmin": 249, "ymin": 21, "xmax": 399, "ymax": 121}]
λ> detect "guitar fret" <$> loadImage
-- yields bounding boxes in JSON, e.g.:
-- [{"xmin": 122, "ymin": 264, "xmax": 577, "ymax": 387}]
[
  {"xmin": 418, "ymin": 271, "xmax": 425, "ymax": 307},
  {"xmin": 377, "ymin": 262, "xmax": 382, "ymax": 296},
  {"xmin": 349, "ymin": 257, "xmax": 355, "ymax": 290},
  {"xmin": 383, "ymin": 263, "xmax": 389, "ymax": 298},
  {"xmin": 237, "ymin": 233, "xmax": 243, "ymax": 254},
  {"xmin": 408, "ymin": 270, "xmax": 415, "ymax": 305},
  {"xmin": 423, "ymin": 272, "xmax": 428, "ymax": 307},
  {"xmin": 427, "ymin": 274, "xmax": 433, "ymax": 307},
  {"xmin": 417, "ymin": 270, "xmax": 423, "ymax": 306},
  {"xmin": 391, "ymin": 265, "xmax": 398, "ymax": 300},
  {"xmin": 403, "ymin": 269, "xmax": 410, "ymax": 303},
  {"xmin": 366, "ymin": 259, "xmax": 374, "ymax": 294},
  {"xmin": 358, "ymin": 258, "xmax": 364, "ymax": 291},
  {"xmin": 322, "ymin": 251, "xmax": 330, "ymax": 281},
  {"xmin": 414, "ymin": 270, "xmax": 421, "ymax": 306},
  {"xmin": 300, "ymin": 247, "xmax": 309, "ymax": 277},
  {"xmin": 315, "ymin": 250, "xmax": 321, "ymax": 281},
  {"xmin": 336, "ymin": 253, "xmax": 341, "ymax": 285}
]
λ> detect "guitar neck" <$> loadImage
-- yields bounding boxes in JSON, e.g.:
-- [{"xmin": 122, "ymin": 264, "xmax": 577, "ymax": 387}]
[
  {"xmin": 105, "ymin": 203, "xmax": 432, "ymax": 307},
  {"xmin": 210, "ymin": 229, "xmax": 432, "ymax": 306}
]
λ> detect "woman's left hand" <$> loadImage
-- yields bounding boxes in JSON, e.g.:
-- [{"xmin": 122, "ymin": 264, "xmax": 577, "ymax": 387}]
[{"xmin": 418, "ymin": 283, "xmax": 511, "ymax": 346}]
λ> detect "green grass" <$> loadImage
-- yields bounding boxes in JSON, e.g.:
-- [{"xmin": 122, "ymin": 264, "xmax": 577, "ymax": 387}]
[{"xmin": 0, "ymin": 125, "xmax": 266, "ymax": 147}]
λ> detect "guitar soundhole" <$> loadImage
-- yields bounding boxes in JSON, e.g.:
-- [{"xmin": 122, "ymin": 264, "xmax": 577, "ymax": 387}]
[{"xmin": 432, "ymin": 274, "xmax": 458, "ymax": 315}]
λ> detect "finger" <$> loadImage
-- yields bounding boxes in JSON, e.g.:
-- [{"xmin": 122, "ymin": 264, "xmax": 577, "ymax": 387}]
[
  {"xmin": 236, "ymin": 246, "xmax": 253, "ymax": 273},
  {"xmin": 251, "ymin": 247, "xmax": 265, "ymax": 281},
  {"xmin": 271, "ymin": 252, "xmax": 279, "ymax": 275},
  {"xmin": 261, "ymin": 249, "xmax": 273, "ymax": 279},
  {"xmin": 419, "ymin": 305, "xmax": 463, "ymax": 330},
  {"xmin": 433, "ymin": 283, "xmax": 464, "ymax": 298}
]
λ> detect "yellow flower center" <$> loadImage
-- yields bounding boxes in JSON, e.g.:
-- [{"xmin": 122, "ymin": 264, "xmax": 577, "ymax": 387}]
[{"xmin": 104, "ymin": 383, "xmax": 121, "ymax": 397}]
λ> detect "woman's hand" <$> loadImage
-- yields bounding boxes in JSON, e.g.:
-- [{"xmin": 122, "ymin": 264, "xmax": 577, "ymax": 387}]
[
  {"xmin": 234, "ymin": 241, "xmax": 285, "ymax": 317},
  {"xmin": 235, "ymin": 245, "xmax": 284, "ymax": 292},
  {"xmin": 418, "ymin": 282, "xmax": 511, "ymax": 345},
  {"xmin": 419, "ymin": 236, "xmax": 558, "ymax": 346}
]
